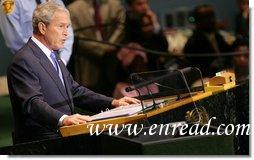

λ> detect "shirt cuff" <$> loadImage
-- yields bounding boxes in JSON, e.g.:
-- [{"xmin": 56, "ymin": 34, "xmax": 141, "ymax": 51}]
[{"xmin": 58, "ymin": 114, "xmax": 68, "ymax": 127}]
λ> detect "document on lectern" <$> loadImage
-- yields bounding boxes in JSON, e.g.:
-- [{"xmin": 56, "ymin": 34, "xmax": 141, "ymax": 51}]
[{"xmin": 90, "ymin": 100, "xmax": 165, "ymax": 121}]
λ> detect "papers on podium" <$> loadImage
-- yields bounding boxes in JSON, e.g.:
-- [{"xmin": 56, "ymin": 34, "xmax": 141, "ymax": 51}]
[{"xmin": 90, "ymin": 100, "xmax": 165, "ymax": 121}]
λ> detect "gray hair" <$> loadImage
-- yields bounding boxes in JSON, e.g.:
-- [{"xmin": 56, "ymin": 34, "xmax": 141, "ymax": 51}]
[{"xmin": 32, "ymin": 1, "xmax": 69, "ymax": 33}]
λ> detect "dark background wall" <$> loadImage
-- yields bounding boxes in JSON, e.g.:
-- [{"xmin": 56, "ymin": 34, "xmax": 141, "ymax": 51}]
[
  {"xmin": 0, "ymin": 33, "xmax": 12, "ymax": 76},
  {"xmin": 149, "ymin": 0, "xmax": 238, "ymax": 30}
]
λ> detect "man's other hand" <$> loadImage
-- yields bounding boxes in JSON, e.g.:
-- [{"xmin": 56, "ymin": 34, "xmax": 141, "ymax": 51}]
[
  {"xmin": 62, "ymin": 114, "xmax": 92, "ymax": 126},
  {"xmin": 111, "ymin": 96, "xmax": 140, "ymax": 107}
]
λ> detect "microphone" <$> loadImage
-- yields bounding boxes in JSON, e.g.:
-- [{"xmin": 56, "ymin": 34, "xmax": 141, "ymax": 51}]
[
  {"xmin": 125, "ymin": 67, "xmax": 192, "ymax": 92},
  {"xmin": 125, "ymin": 86, "xmax": 136, "ymax": 92}
]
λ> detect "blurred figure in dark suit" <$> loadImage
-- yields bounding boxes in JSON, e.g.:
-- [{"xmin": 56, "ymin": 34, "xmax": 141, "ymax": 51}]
[
  {"xmin": 231, "ymin": 37, "xmax": 249, "ymax": 82},
  {"xmin": 235, "ymin": 0, "xmax": 249, "ymax": 38},
  {"xmin": 113, "ymin": 0, "xmax": 169, "ymax": 98},
  {"xmin": 184, "ymin": 4, "xmax": 232, "ymax": 77},
  {"xmin": 124, "ymin": 0, "xmax": 168, "ymax": 72}
]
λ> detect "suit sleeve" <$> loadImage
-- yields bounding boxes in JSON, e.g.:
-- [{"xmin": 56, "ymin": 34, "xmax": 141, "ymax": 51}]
[
  {"xmin": 8, "ymin": 58, "xmax": 64, "ymax": 130},
  {"xmin": 67, "ymin": 72, "xmax": 114, "ymax": 112}
]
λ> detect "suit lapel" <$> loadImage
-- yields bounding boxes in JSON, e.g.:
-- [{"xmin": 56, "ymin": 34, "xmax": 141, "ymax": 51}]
[
  {"xmin": 28, "ymin": 39, "xmax": 68, "ymax": 100},
  {"xmin": 57, "ymin": 56, "xmax": 75, "ymax": 114},
  {"xmin": 40, "ymin": 59, "xmax": 69, "ymax": 100}
]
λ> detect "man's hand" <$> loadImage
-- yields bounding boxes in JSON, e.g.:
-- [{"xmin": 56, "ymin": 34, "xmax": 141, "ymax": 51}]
[
  {"xmin": 62, "ymin": 114, "xmax": 92, "ymax": 126},
  {"xmin": 111, "ymin": 96, "xmax": 140, "ymax": 107},
  {"xmin": 117, "ymin": 43, "xmax": 148, "ymax": 67},
  {"xmin": 146, "ymin": 9, "xmax": 158, "ymax": 25}
]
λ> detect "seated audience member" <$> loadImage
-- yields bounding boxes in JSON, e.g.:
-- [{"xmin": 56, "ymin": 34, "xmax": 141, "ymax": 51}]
[
  {"xmin": 125, "ymin": 12, "xmax": 168, "ymax": 71},
  {"xmin": 113, "ymin": 0, "xmax": 170, "ymax": 98},
  {"xmin": 231, "ymin": 37, "xmax": 249, "ymax": 82},
  {"xmin": 125, "ymin": 0, "xmax": 161, "ymax": 34},
  {"xmin": 184, "ymin": 4, "xmax": 232, "ymax": 77},
  {"xmin": 235, "ymin": 0, "xmax": 249, "ymax": 38},
  {"xmin": 124, "ymin": 0, "xmax": 168, "ymax": 71}
]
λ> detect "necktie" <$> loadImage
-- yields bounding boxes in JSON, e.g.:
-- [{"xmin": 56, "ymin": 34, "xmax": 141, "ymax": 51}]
[
  {"xmin": 50, "ymin": 52, "xmax": 59, "ymax": 73},
  {"xmin": 50, "ymin": 52, "xmax": 65, "ymax": 87}
]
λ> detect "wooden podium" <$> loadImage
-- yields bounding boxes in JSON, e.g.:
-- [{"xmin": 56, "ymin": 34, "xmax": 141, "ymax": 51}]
[
  {"xmin": 60, "ymin": 71, "xmax": 237, "ymax": 137},
  {"xmin": 60, "ymin": 92, "xmax": 213, "ymax": 137},
  {"xmin": 0, "ymin": 77, "xmax": 248, "ymax": 155}
]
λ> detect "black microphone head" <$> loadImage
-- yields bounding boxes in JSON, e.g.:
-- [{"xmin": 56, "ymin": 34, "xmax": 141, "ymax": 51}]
[
  {"xmin": 181, "ymin": 67, "xmax": 192, "ymax": 73},
  {"xmin": 125, "ymin": 86, "xmax": 134, "ymax": 92}
]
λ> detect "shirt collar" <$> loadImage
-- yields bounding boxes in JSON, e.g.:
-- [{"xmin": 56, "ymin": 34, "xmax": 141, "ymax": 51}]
[{"xmin": 31, "ymin": 36, "xmax": 53, "ymax": 59}]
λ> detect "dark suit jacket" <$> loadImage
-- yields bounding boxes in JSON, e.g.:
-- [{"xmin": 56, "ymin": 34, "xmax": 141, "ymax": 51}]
[
  {"xmin": 7, "ymin": 39, "xmax": 113, "ymax": 144},
  {"xmin": 184, "ymin": 29, "xmax": 232, "ymax": 77}
]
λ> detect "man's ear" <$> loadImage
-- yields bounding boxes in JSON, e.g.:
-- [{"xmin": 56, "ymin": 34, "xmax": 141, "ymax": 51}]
[{"xmin": 38, "ymin": 22, "xmax": 47, "ymax": 35}]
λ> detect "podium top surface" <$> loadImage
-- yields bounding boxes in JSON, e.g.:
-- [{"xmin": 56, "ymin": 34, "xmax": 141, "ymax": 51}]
[{"xmin": 60, "ymin": 91, "xmax": 212, "ymax": 137}]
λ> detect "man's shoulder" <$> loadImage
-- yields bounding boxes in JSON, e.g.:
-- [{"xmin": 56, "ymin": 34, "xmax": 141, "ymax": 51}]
[
  {"xmin": 7, "ymin": 42, "xmax": 35, "ymax": 76},
  {"xmin": 12, "ymin": 42, "xmax": 35, "ymax": 63}
]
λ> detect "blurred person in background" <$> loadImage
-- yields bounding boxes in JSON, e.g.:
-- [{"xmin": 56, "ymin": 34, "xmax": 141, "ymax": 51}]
[
  {"xmin": 125, "ymin": 0, "xmax": 161, "ymax": 34},
  {"xmin": 123, "ymin": 0, "xmax": 168, "ymax": 73},
  {"xmin": 113, "ymin": 0, "xmax": 169, "ymax": 98},
  {"xmin": 235, "ymin": 0, "xmax": 249, "ymax": 38},
  {"xmin": 231, "ymin": 37, "xmax": 249, "ymax": 82},
  {"xmin": 68, "ymin": 0, "xmax": 125, "ymax": 96},
  {"xmin": 183, "ymin": 4, "xmax": 232, "ymax": 77},
  {"xmin": 124, "ymin": 6, "xmax": 168, "ymax": 71}
]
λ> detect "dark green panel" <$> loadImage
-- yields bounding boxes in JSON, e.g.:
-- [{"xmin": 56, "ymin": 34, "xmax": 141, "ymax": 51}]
[
  {"xmin": 0, "ymin": 96, "xmax": 13, "ymax": 147},
  {"xmin": 0, "ymin": 33, "xmax": 12, "ymax": 76}
]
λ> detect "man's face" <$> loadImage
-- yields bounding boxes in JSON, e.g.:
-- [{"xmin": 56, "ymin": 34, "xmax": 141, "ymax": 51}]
[
  {"xmin": 234, "ymin": 45, "xmax": 249, "ymax": 68},
  {"xmin": 196, "ymin": 7, "xmax": 216, "ymax": 32},
  {"xmin": 130, "ymin": 0, "xmax": 149, "ymax": 14},
  {"xmin": 141, "ymin": 16, "xmax": 154, "ymax": 37},
  {"xmin": 44, "ymin": 10, "xmax": 70, "ymax": 50},
  {"xmin": 239, "ymin": 0, "xmax": 249, "ymax": 12}
]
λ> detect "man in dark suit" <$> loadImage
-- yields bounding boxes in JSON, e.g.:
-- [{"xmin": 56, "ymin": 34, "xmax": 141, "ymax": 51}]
[
  {"xmin": 7, "ymin": 1, "xmax": 139, "ymax": 144},
  {"xmin": 184, "ymin": 4, "xmax": 232, "ymax": 77}
]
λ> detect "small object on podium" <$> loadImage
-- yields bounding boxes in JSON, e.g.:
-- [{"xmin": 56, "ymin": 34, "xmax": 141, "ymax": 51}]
[
  {"xmin": 90, "ymin": 103, "xmax": 142, "ymax": 121},
  {"xmin": 185, "ymin": 106, "xmax": 209, "ymax": 124},
  {"xmin": 204, "ymin": 70, "xmax": 236, "ymax": 93},
  {"xmin": 210, "ymin": 71, "xmax": 235, "ymax": 86}
]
